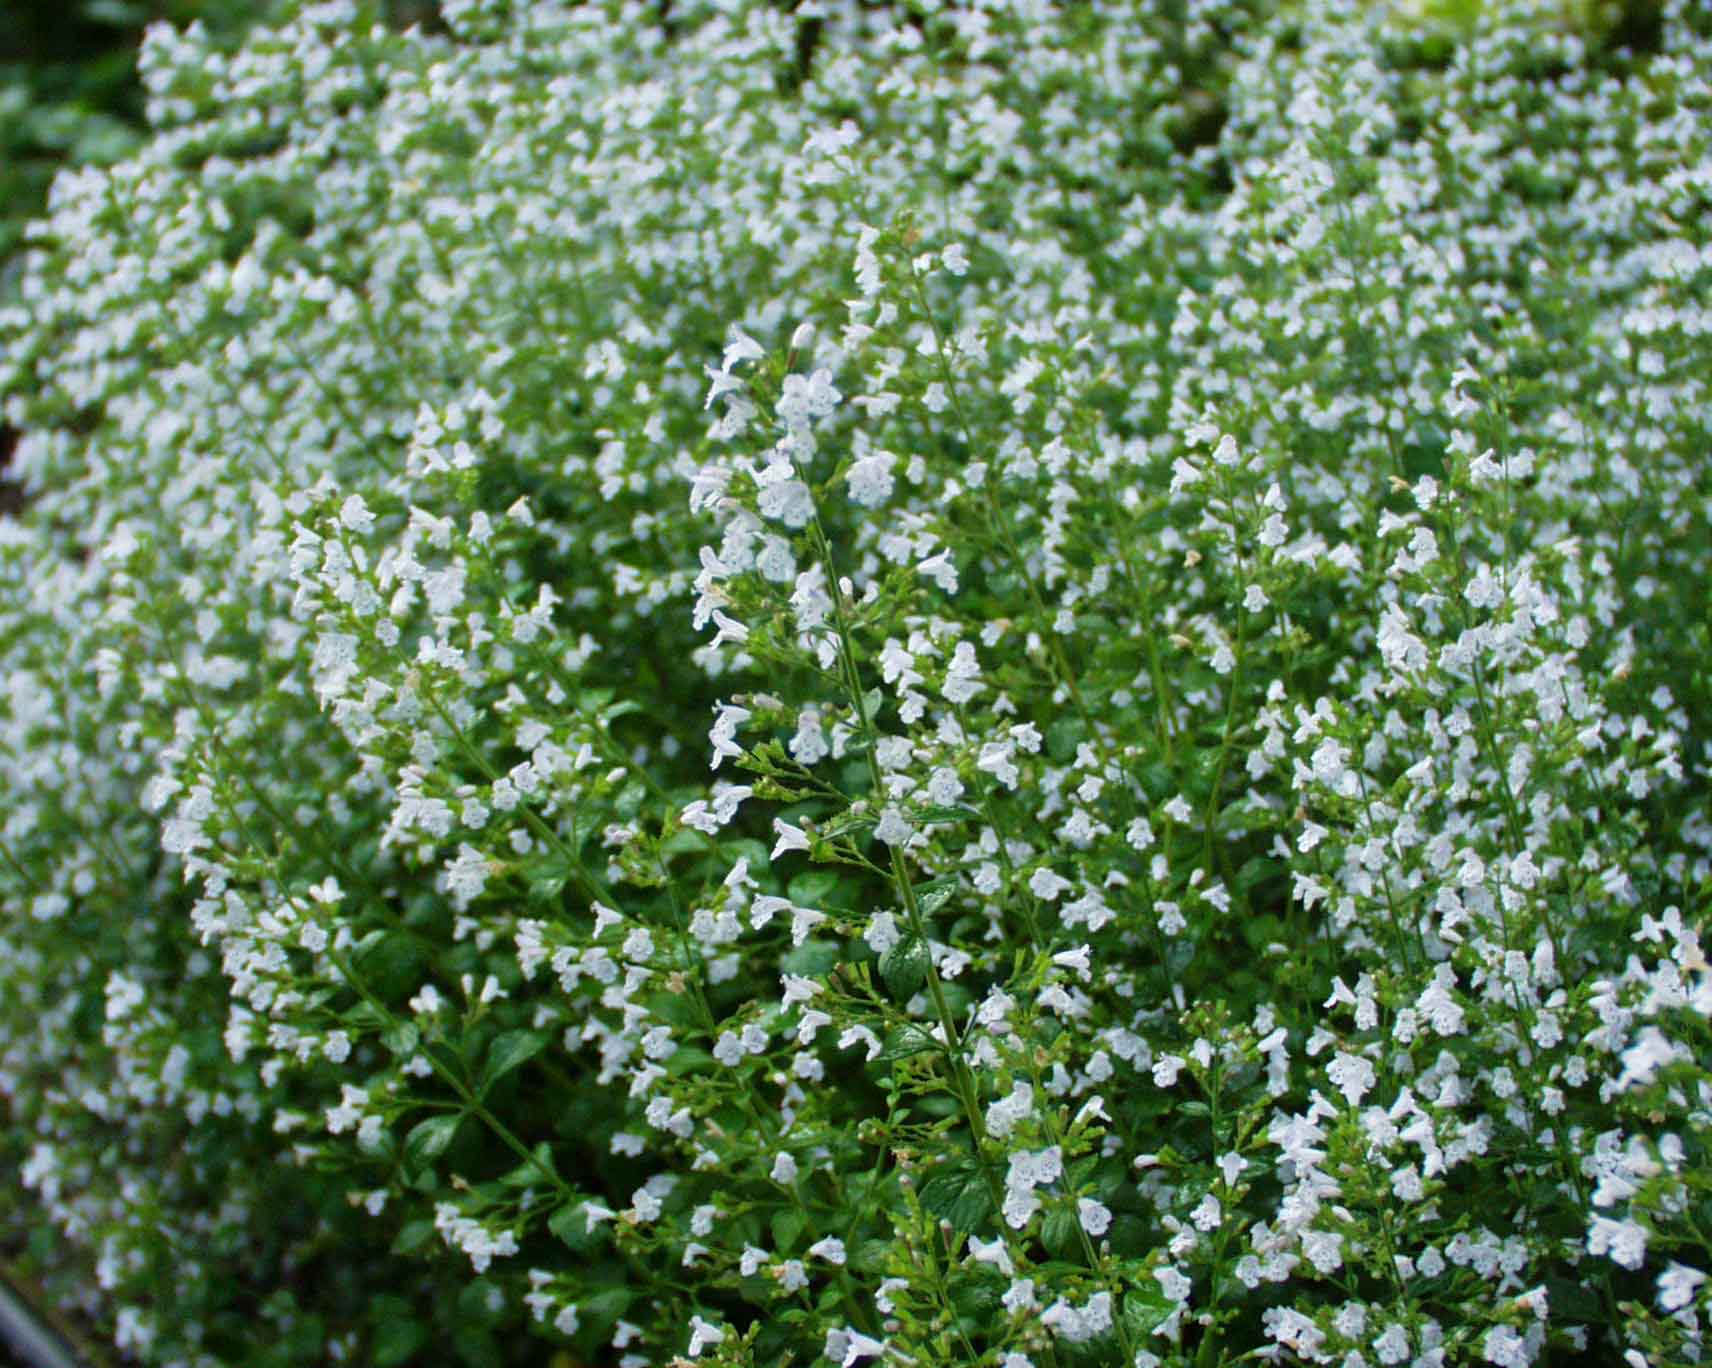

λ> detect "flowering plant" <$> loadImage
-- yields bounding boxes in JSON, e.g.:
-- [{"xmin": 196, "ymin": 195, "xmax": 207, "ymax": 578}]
[{"xmin": 1, "ymin": 0, "xmax": 1708, "ymax": 1364}]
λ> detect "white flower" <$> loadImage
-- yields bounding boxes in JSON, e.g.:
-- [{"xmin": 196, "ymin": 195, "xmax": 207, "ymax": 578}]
[
  {"xmin": 444, "ymin": 845, "xmax": 490, "ymax": 910},
  {"xmin": 1029, "ymin": 867, "xmax": 1072, "ymax": 901},
  {"xmin": 874, "ymin": 807, "xmax": 914, "ymax": 846},
  {"xmin": 1301, "ymin": 1229, "xmax": 1344, "ymax": 1274},
  {"xmin": 338, "ymin": 494, "xmax": 375, "ymax": 533},
  {"xmin": 709, "ymin": 701, "xmax": 752, "ymax": 770},
  {"xmin": 1587, "ymin": 1215, "xmax": 1648, "ymax": 1270},
  {"xmin": 1482, "ymin": 1326, "xmax": 1527, "ymax": 1368},
  {"xmin": 758, "ymin": 479, "xmax": 815, "ymax": 528},
  {"xmin": 846, "ymin": 452, "xmax": 896, "ymax": 508},
  {"xmin": 865, "ymin": 912, "xmax": 901, "ymax": 954},
  {"xmin": 722, "ymin": 332, "xmax": 764, "ymax": 371},
  {"xmin": 1658, "ymin": 1262, "xmax": 1707, "ymax": 1312},
  {"xmin": 838, "ymin": 1330, "xmax": 886, "ymax": 1366},
  {"xmin": 986, "ymin": 1081, "xmax": 1033, "ymax": 1141},
  {"xmin": 687, "ymin": 1316, "xmax": 725, "ymax": 1357},
  {"xmin": 708, "ymin": 609, "xmax": 749, "ymax": 649},
  {"xmin": 1155, "ymin": 1264, "xmax": 1192, "ymax": 1303},
  {"xmin": 1327, "ymin": 1051, "xmax": 1376, "ymax": 1107},
  {"xmin": 771, "ymin": 818, "xmax": 811, "ymax": 859},
  {"xmin": 1077, "ymin": 1198, "xmax": 1112, "ymax": 1237},
  {"xmin": 1052, "ymin": 945, "xmax": 1092, "ymax": 979},
  {"xmin": 807, "ymin": 1236, "xmax": 846, "ymax": 1265},
  {"xmin": 967, "ymin": 1235, "xmax": 1015, "ymax": 1277}
]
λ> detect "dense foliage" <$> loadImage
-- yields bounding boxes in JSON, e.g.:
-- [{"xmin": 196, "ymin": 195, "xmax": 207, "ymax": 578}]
[
  {"xmin": 1, "ymin": 0, "xmax": 1709, "ymax": 1364},
  {"xmin": 0, "ymin": 2, "xmax": 274, "ymax": 268}
]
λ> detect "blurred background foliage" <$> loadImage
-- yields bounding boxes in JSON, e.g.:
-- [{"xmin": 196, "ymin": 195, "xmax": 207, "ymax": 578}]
[
  {"xmin": 0, "ymin": 0, "xmax": 447, "ymax": 275},
  {"xmin": 0, "ymin": 3, "xmax": 274, "ymax": 264},
  {"xmin": 0, "ymin": 0, "xmax": 1672, "ymax": 275}
]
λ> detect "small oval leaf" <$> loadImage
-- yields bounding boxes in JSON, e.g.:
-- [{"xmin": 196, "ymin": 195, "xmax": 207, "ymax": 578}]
[
  {"xmin": 480, "ymin": 1029, "xmax": 547, "ymax": 1095},
  {"xmin": 404, "ymin": 1113, "xmax": 461, "ymax": 1170}
]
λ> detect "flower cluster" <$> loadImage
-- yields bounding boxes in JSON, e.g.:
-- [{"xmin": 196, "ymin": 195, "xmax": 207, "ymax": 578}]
[{"xmin": 1, "ymin": 0, "xmax": 1709, "ymax": 1364}]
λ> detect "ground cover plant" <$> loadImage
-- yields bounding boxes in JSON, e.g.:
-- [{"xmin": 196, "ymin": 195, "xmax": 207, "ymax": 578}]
[
  {"xmin": 0, "ymin": 0, "xmax": 1709, "ymax": 1363},
  {"xmin": 0, "ymin": 1, "xmax": 275, "ymax": 269}
]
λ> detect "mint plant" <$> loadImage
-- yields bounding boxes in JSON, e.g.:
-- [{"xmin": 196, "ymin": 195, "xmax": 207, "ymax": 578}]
[{"xmin": 1, "ymin": 0, "xmax": 1708, "ymax": 1364}]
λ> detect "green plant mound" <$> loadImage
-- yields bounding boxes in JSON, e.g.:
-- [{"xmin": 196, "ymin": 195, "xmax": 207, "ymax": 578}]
[{"xmin": 1, "ymin": 0, "xmax": 1709, "ymax": 1364}]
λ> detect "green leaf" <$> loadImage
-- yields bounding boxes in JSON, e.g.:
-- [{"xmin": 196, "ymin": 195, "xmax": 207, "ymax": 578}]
[
  {"xmin": 1123, "ymin": 1285, "xmax": 1175, "ymax": 1339},
  {"xmin": 880, "ymin": 935, "xmax": 929, "ymax": 999},
  {"xmin": 498, "ymin": 1141, "xmax": 558, "ymax": 1188},
  {"xmin": 457, "ymin": 1278, "xmax": 505, "ymax": 1327},
  {"xmin": 918, "ymin": 1161, "xmax": 995, "ymax": 1234},
  {"xmin": 848, "ymin": 1238, "xmax": 894, "ymax": 1274},
  {"xmin": 788, "ymin": 871, "xmax": 844, "ymax": 908},
  {"xmin": 1042, "ymin": 1204, "xmax": 1080, "ymax": 1259},
  {"xmin": 548, "ymin": 1199, "xmax": 610, "ymax": 1254},
  {"xmin": 403, "ymin": 1113, "xmax": 461, "ymax": 1170},
  {"xmin": 912, "ymin": 805, "xmax": 979, "ymax": 825},
  {"xmin": 453, "ymin": 1326, "xmax": 501, "ymax": 1368},
  {"xmin": 479, "ymin": 1029, "xmax": 546, "ymax": 1095},
  {"xmin": 390, "ymin": 1220, "xmax": 434, "ymax": 1256},
  {"xmin": 372, "ymin": 1317, "xmax": 429, "ymax": 1367},
  {"xmin": 877, "ymin": 1022, "xmax": 937, "ymax": 1061},
  {"xmin": 352, "ymin": 930, "xmax": 427, "ymax": 1000},
  {"xmin": 1046, "ymin": 717, "xmax": 1087, "ymax": 762},
  {"xmin": 782, "ymin": 938, "xmax": 842, "ymax": 976},
  {"xmin": 528, "ymin": 853, "xmax": 577, "ymax": 903},
  {"xmin": 578, "ymin": 1287, "xmax": 636, "ymax": 1340},
  {"xmin": 914, "ymin": 877, "xmax": 958, "ymax": 915},
  {"xmin": 381, "ymin": 1021, "xmax": 419, "ymax": 1057},
  {"xmin": 824, "ymin": 809, "xmax": 876, "ymax": 840},
  {"xmin": 1234, "ymin": 854, "xmax": 1282, "ymax": 895},
  {"xmin": 664, "ymin": 1046, "xmax": 716, "ymax": 1078},
  {"xmin": 771, "ymin": 1206, "xmax": 807, "ymax": 1252}
]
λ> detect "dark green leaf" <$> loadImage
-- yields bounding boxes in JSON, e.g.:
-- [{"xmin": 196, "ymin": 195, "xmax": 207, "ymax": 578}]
[
  {"xmin": 1042, "ymin": 1204, "xmax": 1081, "ymax": 1259},
  {"xmin": 788, "ymin": 871, "xmax": 844, "ymax": 907},
  {"xmin": 390, "ymin": 1220, "xmax": 434, "ymax": 1256},
  {"xmin": 452, "ymin": 1326, "xmax": 501, "ymax": 1368},
  {"xmin": 371, "ymin": 1312, "xmax": 427, "ymax": 1366},
  {"xmin": 1124, "ymin": 1285, "xmax": 1175, "ymax": 1338},
  {"xmin": 912, "ymin": 805, "xmax": 980, "ymax": 825},
  {"xmin": 548, "ymin": 1199, "xmax": 610, "ymax": 1254},
  {"xmin": 918, "ymin": 1161, "xmax": 995, "ymax": 1234},
  {"xmin": 877, "ymin": 1023, "xmax": 937, "ymax": 1061},
  {"xmin": 782, "ymin": 938, "xmax": 842, "ymax": 976},
  {"xmin": 665, "ymin": 1046, "xmax": 716, "ymax": 1078},
  {"xmin": 771, "ymin": 1206, "xmax": 807, "ymax": 1252},
  {"xmin": 498, "ymin": 1142, "xmax": 558, "ymax": 1188},
  {"xmin": 579, "ymin": 1287, "xmax": 636, "ymax": 1340},
  {"xmin": 352, "ymin": 930, "xmax": 427, "ymax": 1000},
  {"xmin": 457, "ymin": 1279, "xmax": 505, "ymax": 1327},
  {"xmin": 528, "ymin": 853, "xmax": 577, "ymax": 903},
  {"xmin": 880, "ymin": 936, "xmax": 929, "ymax": 999},
  {"xmin": 403, "ymin": 1113, "xmax": 461, "ymax": 1170},
  {"xmin": 479, "ymin": 1029, "xmax": 546, "ymax": 1095}
]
